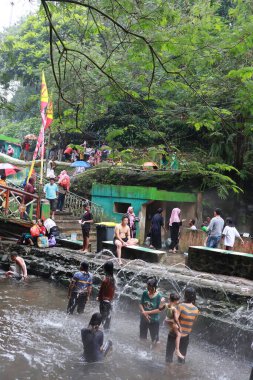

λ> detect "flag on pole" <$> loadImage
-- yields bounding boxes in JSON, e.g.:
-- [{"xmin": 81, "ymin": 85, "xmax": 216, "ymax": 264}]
[
  {"xmin": 45, "ymin": 96, "xmax": 53, "ymax": 129},
  {"xmin": 41, "ymin": 71, "xmax": 49, "ymax": 112},
  {"xmin": 27, "ymin": 72, "xmax": 49, "ymax": 182}
]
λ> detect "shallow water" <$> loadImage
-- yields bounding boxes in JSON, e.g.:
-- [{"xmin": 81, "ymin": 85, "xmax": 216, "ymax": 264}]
[{"xmin": 0, "ymin": 277, "xmax": 251, "ymax": 380}]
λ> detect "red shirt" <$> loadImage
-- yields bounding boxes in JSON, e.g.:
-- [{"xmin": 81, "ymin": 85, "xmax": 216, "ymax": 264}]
[
  {"xmin": 24, "ymin": 183, "xmax": 35, "ymax": 204},
  {"xmin": 98, "ymin": 277, "xmax": 115, "ymax": 301},
  {"xmin": 24, "ymin": 142, "xmax": 30, "ymax": 151}
]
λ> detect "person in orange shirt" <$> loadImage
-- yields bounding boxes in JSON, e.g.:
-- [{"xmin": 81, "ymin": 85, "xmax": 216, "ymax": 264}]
[{"xmin": 165, "ymin": 287, "xmax": 199, "ymax": 364}]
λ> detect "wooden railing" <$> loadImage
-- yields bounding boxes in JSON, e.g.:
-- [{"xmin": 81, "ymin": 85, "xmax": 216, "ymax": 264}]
[
  {"xmin": 0, "ymin": 184, "xmax": 41, "ymax": 221},
  {"xmin": 5, "ymin": 176, "xmax": 104, "ymax": 222},
  {"xmin": 34, "ymin": 175, "xmax": 104, "ymax": 222}
]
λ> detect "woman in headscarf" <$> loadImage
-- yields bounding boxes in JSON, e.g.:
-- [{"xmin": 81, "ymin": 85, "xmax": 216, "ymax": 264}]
[
  {"xmin": 57, "ymin": 170, "xmax": 70, "ymax": 211},
  {"xmin": 127, "ymin": 206, "xmax": 139, "ymax": 238},
  {"xmin": 168, "ymin": 208, "xmax": 185, "ymax": 253},
  {"xmin": 150, "ymin": 208, "xmax": 164, "ymax": 249}
]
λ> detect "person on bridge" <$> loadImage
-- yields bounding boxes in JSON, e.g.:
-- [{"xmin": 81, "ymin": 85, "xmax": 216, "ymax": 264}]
[
  {"xmin": 44, "ymin": 177, "xmax": 58, "ymax": 220},
  {"xmin": 23, "ymin": 177, "xmax": 35, "ymax": 220},
  {"xmin": 114, "ymin": 215, "xmax": 138, "ymax": 265},
  {"xmin": 67, "ymin": 260, "xmax": 92, "ymax": 315},
  {"xmin": 5, "ymin": 252, "xmax": 27, "ymax": 280},
  {"xmin": 57, "ymin": 170, "xmax": 70, "ymax": 211}
]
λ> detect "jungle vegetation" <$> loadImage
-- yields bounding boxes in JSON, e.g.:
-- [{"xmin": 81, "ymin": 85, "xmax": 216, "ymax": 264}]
[{"xmin": 1, "ymin": 0, "xmax": 253, "ymax": 197}]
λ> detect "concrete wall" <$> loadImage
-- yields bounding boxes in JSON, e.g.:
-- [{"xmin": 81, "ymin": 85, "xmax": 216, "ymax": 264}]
[
  {"xmin": 188, "ymin": 246, "xmax": 253, "ymax": 280},
  {"xmin": 179, "ymin": 228, "xmax": 253, "ymax": 254},
  {"xmin": 92, "ymin": 184, "xmax": 199, "ymax": 242}
]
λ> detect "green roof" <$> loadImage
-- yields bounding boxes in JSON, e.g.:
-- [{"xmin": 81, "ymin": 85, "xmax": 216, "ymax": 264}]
[{"xmin": 0, "ymin": 134, "xmax": 20, "ymax": 144}]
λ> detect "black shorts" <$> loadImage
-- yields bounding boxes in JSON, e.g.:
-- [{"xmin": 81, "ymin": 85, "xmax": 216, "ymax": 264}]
[
  {"xmin": 48, "ymin": 199, "xmax": 57, "ymax": 211},
  {"xmin": 140, "ymin": 316, "xmax": 160, "ymax": 343},
  {"xmin": 82, "ymin": 228, "xmax": 90, "ymax": 238},
  {"xmin": 166, "ymin": 333, "xmax": 189, "ymax": 363},
  {"xmin": 113, "ymin": 237, "xmax": 128, "ymax": 244}
]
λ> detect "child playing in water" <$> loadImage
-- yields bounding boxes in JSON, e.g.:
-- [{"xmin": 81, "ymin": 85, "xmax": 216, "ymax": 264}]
[{"xmin": 159, "ymin": 293, "xmax": 184, "ymax": 359}]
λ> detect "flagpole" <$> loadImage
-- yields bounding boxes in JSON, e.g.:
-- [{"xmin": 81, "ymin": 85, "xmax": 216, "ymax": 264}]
[{"xmin": 40, "ymin": 123, "xmax": 45, "ymax": 184}]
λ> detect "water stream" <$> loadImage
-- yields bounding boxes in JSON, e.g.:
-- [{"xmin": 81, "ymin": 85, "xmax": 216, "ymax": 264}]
[{"xmin": 0, "ymin": 277, "xmax": 251, "ymax": 380}]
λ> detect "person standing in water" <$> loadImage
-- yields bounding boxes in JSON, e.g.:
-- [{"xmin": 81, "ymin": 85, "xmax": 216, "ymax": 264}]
[
  {"xmin": 114, "ymin": 215, "xmax": 138, "ymax": 265},
  {"xmin": 150, "ymin": 208, "xmax": 165, "ymax": 249},
  {"xmin": 67, "ymin": 261, "xmax": 92, "ymax": 315},
  {"xmin": 5, "ymin": 253, "xmax": 27, "ymax": 280},
  {"xmin": 165, "ymin": 287, "xmax": 199, "ymax": 364},
  {"xmin": 81, "ymin": 312, "xmax": 113, "ymax": 363},
  {"xmin": 97, "ymin": 261, "xmax": 115, "ymax": 329},
  {"xmin": 139, "ymin": 278, "xmax": 164, "ymax": 347}
]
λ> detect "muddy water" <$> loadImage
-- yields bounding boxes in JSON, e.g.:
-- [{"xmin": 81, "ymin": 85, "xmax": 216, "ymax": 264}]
[{"xmin": 0, "ymin": 277, "xmax": 251, "ymax": 380}]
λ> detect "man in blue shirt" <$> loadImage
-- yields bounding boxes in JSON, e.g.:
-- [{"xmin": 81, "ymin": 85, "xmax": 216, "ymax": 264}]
[
  {"xmin": 43, "ymin": 177, "xmax": 58, "ymax": 220},
  {"xmin": 67, "ymin": 261, "xmax": 93, "ymax": 315}
]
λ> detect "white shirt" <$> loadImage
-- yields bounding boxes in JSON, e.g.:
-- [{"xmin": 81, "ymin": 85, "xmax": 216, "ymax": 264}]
[
  {"xmin": 44, "ymin": 218, "xmax": 56, "ymax": 233},
  {"xmin": 190, "ymin": 225, "xmax": 197, "ymax": 230},
  {"xmin": 222, "ymin": 226, "xmax": 240, "ymax": 248}
]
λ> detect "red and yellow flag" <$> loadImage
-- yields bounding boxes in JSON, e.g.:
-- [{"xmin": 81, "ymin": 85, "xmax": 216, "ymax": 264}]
[
  {"xmin": 45, "ymin": 96, "xmax": 53, "ymax": 129},
  {"xmin": 40, "ymin": 71, "xmax": 48, "ymax": 112}
]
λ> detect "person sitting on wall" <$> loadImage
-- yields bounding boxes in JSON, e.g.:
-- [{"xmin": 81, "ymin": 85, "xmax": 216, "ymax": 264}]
[{"xmin": 114, "ymin": 215, "xmax": 138, "ymax": 265}]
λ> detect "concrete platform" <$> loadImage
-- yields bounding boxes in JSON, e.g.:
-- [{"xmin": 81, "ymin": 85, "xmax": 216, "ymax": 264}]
[
  {"xmin": 102, "ymin": 240, "xmax": 165, "ymax": 263},
  {"xmin": 56, "ymin": 238, "xmax": 91, "ymax": 251},
  {"xmin": 188, "ymin": 246, "xmax": 253, "ymax": 280}
]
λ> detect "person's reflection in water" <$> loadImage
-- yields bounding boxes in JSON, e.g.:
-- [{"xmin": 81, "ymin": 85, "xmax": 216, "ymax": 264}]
[{"xmin": 81, "ymin": 312, "xmax": 112, "ymax": 363}]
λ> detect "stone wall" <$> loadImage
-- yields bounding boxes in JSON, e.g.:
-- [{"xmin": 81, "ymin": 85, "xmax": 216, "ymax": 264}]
[{"xmin": 188, "ymin": 246, "xmax": 253, "ymax": 280}]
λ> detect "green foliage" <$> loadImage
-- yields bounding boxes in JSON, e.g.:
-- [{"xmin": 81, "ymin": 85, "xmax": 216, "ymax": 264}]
[{"xmin": 1, "ymin": 0, "xmax": 253, "ymax": 196}]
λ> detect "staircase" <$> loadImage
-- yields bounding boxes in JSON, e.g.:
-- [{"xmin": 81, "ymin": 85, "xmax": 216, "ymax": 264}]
[
  {"xmin": 54, "ymin": 211, "xmax": 97, "ymax": 251},
  {"xmin": 6, "ymin": 176, "xmax": 102, "ymax": 251}
]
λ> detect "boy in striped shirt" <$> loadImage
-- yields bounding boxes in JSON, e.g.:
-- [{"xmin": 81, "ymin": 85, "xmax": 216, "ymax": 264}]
[{"xmin": 165, "ymin": 287, "xmax": 199, "ymax": 364}]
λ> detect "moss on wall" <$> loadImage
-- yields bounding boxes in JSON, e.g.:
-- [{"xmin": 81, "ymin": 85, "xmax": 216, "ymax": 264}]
[{"xmin": 71, "ymin": 166, "xmax": 202, "ymax": 198}]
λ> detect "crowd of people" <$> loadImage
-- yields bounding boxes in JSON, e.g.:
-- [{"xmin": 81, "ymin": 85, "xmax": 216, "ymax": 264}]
[{"xmin": 5, "ymin": 253, "xmax": 198, "ymax": 365}]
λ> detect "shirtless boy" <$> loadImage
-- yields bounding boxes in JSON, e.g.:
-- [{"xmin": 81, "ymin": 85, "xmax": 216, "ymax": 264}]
[{"xmin": 114, "ymin": 215, "xmax": 138, "ymax": 265}]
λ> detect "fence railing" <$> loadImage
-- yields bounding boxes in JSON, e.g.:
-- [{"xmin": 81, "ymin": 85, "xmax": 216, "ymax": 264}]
[
  {"xmin": 5, "ymin": 176, "xmax": 104, "ymax": 222},
  {"xmin": 34, "ymin": 175, "xmax": 104, "ymax": 222},
  {"xmin": 0, "ymin": 184, "xmax": 40, "ymax": 221}
]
